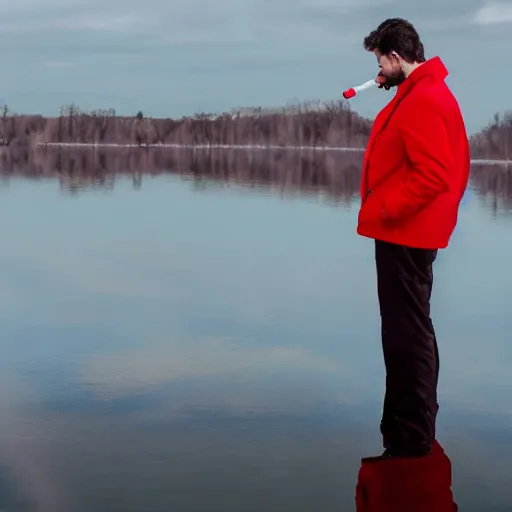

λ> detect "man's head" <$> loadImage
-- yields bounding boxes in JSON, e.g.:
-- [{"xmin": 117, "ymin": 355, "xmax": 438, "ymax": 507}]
[{"xmin": 363, "ymin": 18, "xmax": 425, "ymax": 88}]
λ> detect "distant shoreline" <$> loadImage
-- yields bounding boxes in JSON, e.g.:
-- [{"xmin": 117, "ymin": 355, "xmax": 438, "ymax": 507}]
[
  {"xmin": 0, "ymin": 100, "xmax": 507, "ymax": 160},
  {"xmin": 34, "ymin": 142, "xmax": 512, "ymax": 166},
  {"xmin": 35, "ymin": 142, "xmax": 365, "ymax": 151}
]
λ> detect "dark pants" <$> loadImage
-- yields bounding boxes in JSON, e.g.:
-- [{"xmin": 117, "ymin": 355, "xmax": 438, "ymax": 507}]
[{"xmin": 375, "ymin": 240, "xmax": 439, "ymax": 456}]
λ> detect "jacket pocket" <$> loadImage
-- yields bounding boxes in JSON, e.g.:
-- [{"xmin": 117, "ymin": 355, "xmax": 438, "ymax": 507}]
[{"xmin": 358, "ymin": 189, "xmax": 383, "ymax": 227}]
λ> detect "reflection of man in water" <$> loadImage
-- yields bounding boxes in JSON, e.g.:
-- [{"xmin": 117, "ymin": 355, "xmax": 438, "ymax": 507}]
[
  {"xmin": 355, "ymin": 439, "xmax": 458, "ymax": 511},
  {"xmin": 356, "ymin": 19, "xmax": 470, "ymax": 458}
]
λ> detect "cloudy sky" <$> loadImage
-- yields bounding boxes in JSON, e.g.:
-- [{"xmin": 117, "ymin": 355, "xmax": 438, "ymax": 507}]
[{"xmin": 0, "ymin": 0, "xmax": 510, "ymax": 133}]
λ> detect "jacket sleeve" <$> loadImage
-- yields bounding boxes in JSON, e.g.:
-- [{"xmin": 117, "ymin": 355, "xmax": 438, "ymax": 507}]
[{"xmin": 381, "ymin": 98, "xmax": 453, "ymax": 222}]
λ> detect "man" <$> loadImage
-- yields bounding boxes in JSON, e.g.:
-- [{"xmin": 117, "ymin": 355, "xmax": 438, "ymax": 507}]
[{"xmin": 357, "ymin": 18, "xmax": 470, "ymax": 458}]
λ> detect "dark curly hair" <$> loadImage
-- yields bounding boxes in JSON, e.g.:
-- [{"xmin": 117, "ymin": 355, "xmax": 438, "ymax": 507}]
[{"xmin": 363, "ymin": 18, "xmax": 426, "ymax": 63}]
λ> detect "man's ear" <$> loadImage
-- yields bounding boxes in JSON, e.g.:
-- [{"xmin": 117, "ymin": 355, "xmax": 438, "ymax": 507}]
[{"xmin": 389, "ymin": 51, "xmax": 401, "ymax": 62}]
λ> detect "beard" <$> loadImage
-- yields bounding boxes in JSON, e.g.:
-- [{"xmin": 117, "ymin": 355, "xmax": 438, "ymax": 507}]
[{"xmin": 378, "ymin": 68, "xmax": 406, "ymax": 90}]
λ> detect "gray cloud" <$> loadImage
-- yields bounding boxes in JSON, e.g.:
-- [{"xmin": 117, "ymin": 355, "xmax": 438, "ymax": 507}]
[
  {"xmin": 473, "ymin": 1, "xmax": 512, "ymax": 24},
  {"xmin": 77, "ymin": 336, "xmax": 345, "ymax": 400},
  {"xmin": 0, "ymin": 0, "xmax": 508, "ymax": 133}
]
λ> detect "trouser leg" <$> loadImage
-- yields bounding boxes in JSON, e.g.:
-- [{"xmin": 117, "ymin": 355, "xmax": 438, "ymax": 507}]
[{"xmin": 375, "ymin": 239, "xmax": 438, "ymax": 455}]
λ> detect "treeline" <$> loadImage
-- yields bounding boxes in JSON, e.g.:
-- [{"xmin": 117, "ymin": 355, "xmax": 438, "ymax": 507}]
[
  {"xmin": 0, "ymin": 102, "xmax": 372, "ymax": 149},
  {"xmin": 0, "ymin": 146, "xmax": 510, "ymax": 212},
  {"xmin": 469, "ymin": 111, "xmax": 512, "ymax": 160},
  {"xmin": 0, "ymin": 101, "xmax": 511, "ymax": 158}
]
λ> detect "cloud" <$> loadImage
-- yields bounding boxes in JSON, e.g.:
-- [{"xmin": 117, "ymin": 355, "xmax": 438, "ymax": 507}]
[
  {"xmin": 40, "ymin": 61, "xmax": 74, "ymax": 68},
  {"xmin": 63, "ymin": 12, "xmax": 140, "ymax": 31},
  {"xmin": 0, "ymin": 0, "xmax": 396, "ymax": 45},
  {"xmin": 78, "ymin": 336, "xmax": 345, "ymax": 400},
  {"xmin": 0, "ymin": 7, "xmax": 146, "ymax": 33},
  {"xmin": 0, "ymin": 369, "xmax": 72, "ymax": 510},
  {"xmin": 473, "ymin": 1, "xmax": 512, "ymax": 24}
]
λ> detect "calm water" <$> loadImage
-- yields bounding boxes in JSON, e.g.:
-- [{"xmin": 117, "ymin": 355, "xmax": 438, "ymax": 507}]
[{"xmin": 0, "ymin": 148, "xmax": 511, "ymax": 511}]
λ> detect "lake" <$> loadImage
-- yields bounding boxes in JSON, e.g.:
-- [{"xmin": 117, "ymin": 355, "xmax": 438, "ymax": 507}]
[{"xmin": 0, "ymin": 147, "xmax": 511, "ymax": 511}]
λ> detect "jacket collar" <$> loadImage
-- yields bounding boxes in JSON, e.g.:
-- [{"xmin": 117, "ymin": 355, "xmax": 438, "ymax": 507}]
[{"xmin": 395, "ymin": 56, "xmax": 449, "ymax": 99}]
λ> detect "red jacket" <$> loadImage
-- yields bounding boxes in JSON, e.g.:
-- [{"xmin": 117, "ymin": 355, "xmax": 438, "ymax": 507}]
[{"xmin": 357, "ymin": 56, "xmax": 470, "ymax": 249}]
